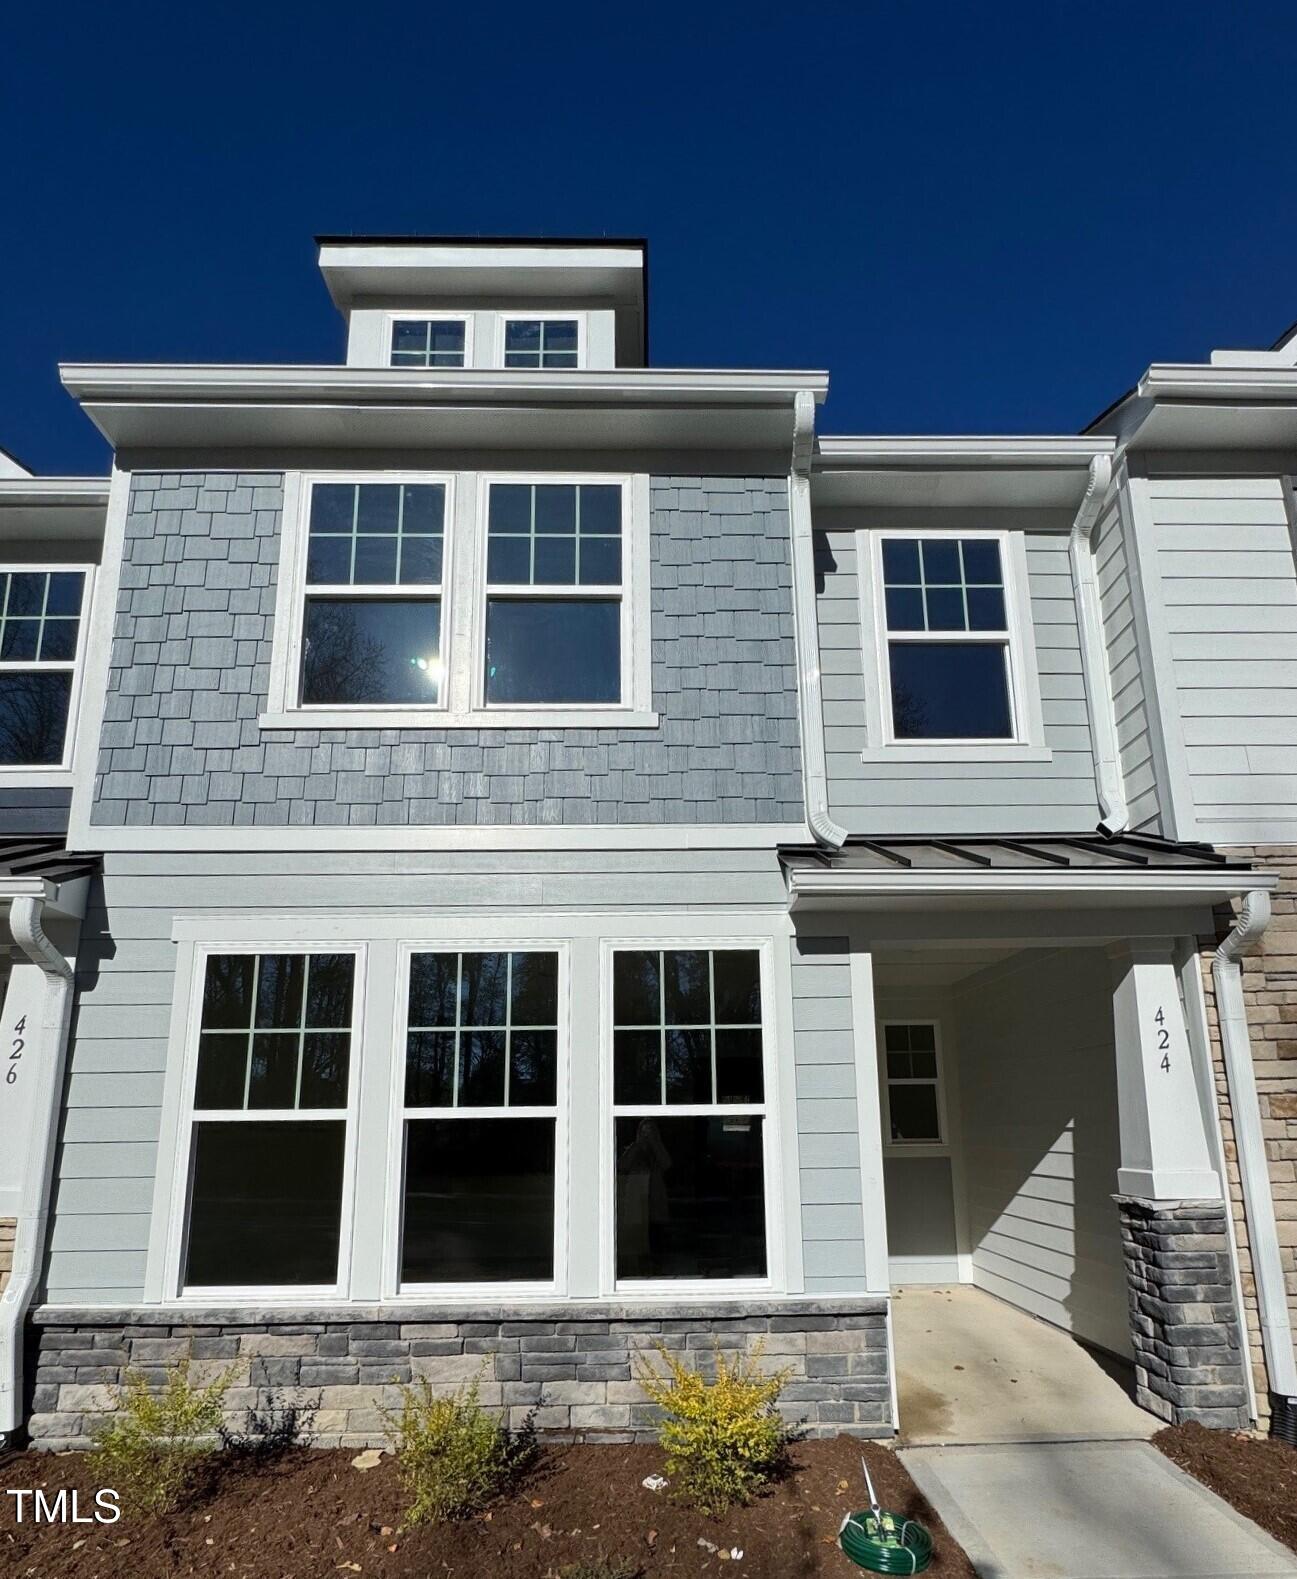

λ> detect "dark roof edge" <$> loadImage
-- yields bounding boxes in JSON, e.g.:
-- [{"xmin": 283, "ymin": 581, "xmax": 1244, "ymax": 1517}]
[{"xmin": 314, "ymin": 234, "xmax": 648, "ymax": 250}]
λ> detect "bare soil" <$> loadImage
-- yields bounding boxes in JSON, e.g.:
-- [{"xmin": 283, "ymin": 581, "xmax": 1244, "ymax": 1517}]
[
  {"xmin": 0, "ymin": 1436, "xmax": 975, "ymax": 1578},
  {"xmin": 1155, "ymin": 1421, "xmax": 1297, "ymax": 1556}
]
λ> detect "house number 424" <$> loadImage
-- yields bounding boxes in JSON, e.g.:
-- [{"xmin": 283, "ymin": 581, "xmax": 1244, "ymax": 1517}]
[
  {"xmin": 1154, "ymin": 1006, "xmax": 1170, "ymax": 1072},
  {"xmin": 6, "ymin": 1014, "xmax": 24, "ymax": 1085}
]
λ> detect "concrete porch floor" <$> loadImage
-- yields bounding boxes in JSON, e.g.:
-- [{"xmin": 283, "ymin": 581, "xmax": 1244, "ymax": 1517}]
[{"xmin": 892, "ymin": 1285, "xmax": 1163, "ymax": 1444}]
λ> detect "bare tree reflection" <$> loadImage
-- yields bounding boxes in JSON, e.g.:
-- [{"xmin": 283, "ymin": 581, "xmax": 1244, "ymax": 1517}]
[
  {"xmin": 301, "ymin": 604, "xmax": 388, "ymax": 705},
  {"xmin": 0, "ymin": 673, "xmax": 72, "ymax": 764}
]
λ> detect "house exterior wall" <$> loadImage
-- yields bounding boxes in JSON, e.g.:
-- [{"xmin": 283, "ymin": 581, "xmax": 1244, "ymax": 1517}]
[
  {"xmin": 813, "ymin": 508, "xmax": 1102, "ymax": 835},
  {"xmin": 91, "ymin": 472, "xmax": 803, "ymax": 830}
]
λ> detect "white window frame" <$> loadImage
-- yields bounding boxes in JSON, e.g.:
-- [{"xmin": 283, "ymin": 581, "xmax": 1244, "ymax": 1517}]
[
  {"xmin": 154, "ymin": 941, "xmax": 367, "ymax": 1303},
  {"xmin": 386, "ymin": 941, "xmax": 570, "ymax": 1298},
  {"xmin": 496, "ymin": 311, "xmax": 587, "ymax": 370},
  {"xmin": 264, "ymin": 471, "xmax": 655, "ymax": 730},
  {"xmin": 878, "ymin": 1017, "xmax": 948, "ymax": 1151},
  {"xmin": 855, "ymin": 527, "xmax": 1050, "ymax": 763},
  {"xmin": 0, "ymin": 562, "xmax": 96, "ymax": 786},
  {"xmin": 385, "ymin": 311, "xmax": 472, "ymax": 370},
  {"xmin": 600, "ymin": 937, "xmax": 783, "ymax": 1297}
]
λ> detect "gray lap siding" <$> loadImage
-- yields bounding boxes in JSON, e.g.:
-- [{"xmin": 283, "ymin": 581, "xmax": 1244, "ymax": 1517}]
[{"xmin": 92, "ymin": 473, "xmax": 803, "ymax": 828}]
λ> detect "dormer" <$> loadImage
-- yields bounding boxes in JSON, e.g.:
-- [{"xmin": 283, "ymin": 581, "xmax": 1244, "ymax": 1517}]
[{"xmin": 318, "ymin": 236, "xmax": 648, "ymax": 371}]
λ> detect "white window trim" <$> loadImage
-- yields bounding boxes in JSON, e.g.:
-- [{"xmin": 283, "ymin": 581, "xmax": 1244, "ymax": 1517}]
[
  {"xmin": 599, "ymin": 936, "xmax": 785, "ymax": 1298},
  {"xmin": 495, "ymin": 310, "xmax": 587, "ymax": 370},
  {"xmin": 855, "ymin": 527, "xmax": 1050, "ymax": 763},
  {"xmin": 384, "ymin": 311, "xmax": 472, "ymax": 369},
  {"xmin": 0, "ymin": 562, "xmax": 96, "ymax": 787},
  {"xmin": 384, "ymin": 940, "xmax": 570, "ymax": 1299},
  {"xmin": 150, "ymin": 941, "xmax": 367, "ymax": 1304},
  {"xmin": 878, "ymin": 1017, "xmax": 949, "ymax": 1153},
  {"xmin": 263, "ymin": 471, "xmax": 655, "ymax": 731}
]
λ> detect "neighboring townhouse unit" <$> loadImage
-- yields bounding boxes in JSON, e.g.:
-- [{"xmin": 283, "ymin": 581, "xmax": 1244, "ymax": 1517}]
[{"xmin": 0, "ymin": 239, "xmax": 1293, "ymax": 1450}]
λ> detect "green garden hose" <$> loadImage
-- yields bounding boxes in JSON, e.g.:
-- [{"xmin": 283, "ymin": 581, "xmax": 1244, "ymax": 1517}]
[{"xmin": 838, "ymin": 1457, "xmax": 933, "ymax": 1574}]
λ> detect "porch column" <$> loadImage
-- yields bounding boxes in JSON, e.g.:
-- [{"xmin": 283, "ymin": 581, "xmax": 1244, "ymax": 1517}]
[{"xmin": 1108, "ymin": 941, "xmax": 1249, "ymax": 1427}]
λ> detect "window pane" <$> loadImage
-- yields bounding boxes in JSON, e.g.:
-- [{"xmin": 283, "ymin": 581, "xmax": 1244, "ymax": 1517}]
[
  {"xmin": 533, "ymin": 537, "xmax": 576, "ymax": 585},
  {"xmin": 402, "ymin": 1118, "xmax": 554, "ymax": 1282},
  {"xmin": 300, "ymin": 1032, "xmax": 350, "ymax": 1108},
  {"xmin": 925, "ymin": 586, "xmax": 966, "ymax": 632},
  {"xmin": 6, "ymin": 574, "xmax": 44, "ymax": 617},
  {"xmin": 398, "ymin": 535, "xmax": 443, "ymax": 588},
  {"xmin": 0, "ymin": 673, "xmax": 71, "ymax": 765},
  {"xmin": 247, "ymin": 1032, "xmax": 298, "ymax": 1108},
  {"xmin": 889, "ymin": 1085, "xmax": 941, "ymax": 1142},
  {"xmin": 615, "ymin": 1116, "xmax": 765, "ymax": 1280},
  {"xmin": 614, "ymin": 1028, "xmax": 661, "ymax": 1104},
  {"xmin": 920, "ymin": 539, "xmax": 960, "ymax": 583},
  {"xmin": 305, "ymin": 954, "xmax": 355, "ymax": 1027},
  {"xmin": 712, "ymin": 951, "xmax": 761, "ymax": 1023},
  {"xmin": 544, "ymin": 320, "xmax": 579, "ymax": 353},
  {"xmin": 664, "ymin": 1028, "xmax": 711, "ymax": 1103},
  {"xmin": 356, "ymin": 485, "xmax": 400, "ymax": 534},
  {"xmin": 888, "ymin": 642, "xmax": 1013, "ymax": 739},
  {"xmin": 578, "ymin": 538, "xmax": 621, "ymax": 586},
  {"xmin": 201, "ymin": 955, "xmax": 255, "ymax": 1030},
  {"xmin": 883, "ymin": 1024, "xmax": 910, "ymax": 1053},
  {"xmin": 909, "ymin": 1024, "xmax": 936, "ymax": 1052},
  {"xmin": 716, "ymin": 1029, "xmax": 763, "ymax": 1103},
  {"xmin": 910, "ymin": 1048, "xmax": 938, "ymax": 1079},
  {"xmin": 484, "ymin": 599, "xmax": 620, "ymax": 704},
  {"xmin": 185, "ymin": 1120, "xmax": 344, "ymax": 1286},
  {"xmin": 45, "ymin": 573, "xmax": 85, "ymax": 616},
  {"xmin": 392, "ymin": 321, "xmax": 428, "ymax": 355},
  {"xmin": 406, "ymin": 1031, "xmax": 456, "ymax": 1106},
  {"xmin": 489, "ymin": 484, "xmax": 532, "ymax": 533},
  {"xmin": 487, "ymin": 536, "xmax": 531, "ymax": 583},
  {"xmin": 409, "ymin": 953, "xmax": 459, "ymax": 1028},
  {"xmin": 510, "ymin": 952, "xmax": 557, "ymax": 1025},
  {"xmin": 614, "ymin": 951, "xmax": 660, "ymax": 1024},
  {"xmin": 505, "ymin": 321, "xmax": 542, "ymax": 352},
  {"xmin": 194, "ymin": 1033, "xmax": 247, "ymax": 1109},
  {"xmin": 960, "ymin": 539, "xmax": 1002, "ymax": 583},
  {"xmin": 254, "ymin": 954, "xmax": 304, "ymax": 1029},
  {"xmin": 306, "ymin": 536, "xmax": 352, "ymax": 585},
  {"xmin": 2, "ymin": 621, "xmax": 39, "ymax": 661},
  {"xmin": 352, "ymin": 536, "xmax": 398, "ymax": 585},
  {"xmin": 580, "ymin": 486, "xmax": 622, "ymax": 536},
  {"xmin": 402, "ymin": 484, "xmax": 445, "ymax": 534},
  {"xmin": 509, "ymin": 1030, "xmax": 557, "ymax": 1105},
  {"xmin": 662, "ymin": 950, "xmax": 709, "ymax": 1024},
  {"xmin": 966, "ymin": 586, "xmax": 1006, "ymax": 631},
  {"xmin": 302, "ymin": 597, "xmax": 441, "ymax": 705},
  {"xmin": 534, "ymin": 485, "xmax": 577, "ymax": 535},
  {"xmin": 881, "ymin": 539, "xmax": 920, "ymax": 584},
  {"xmin": 427, "ymin": 322, "xmax": 465, "ymax": 357},
  {"xmin": 38, "ymin": 619, "xmax": 79, "ymax": 661},
  {"xmin": 458, "ymin": 1030, "xmax": 507, "ymax": 1105},
  {"xmin": 885, "ymin": 586, "xmax": 924, "ymax": 631},
  {"xmin": 310, "ymin": 484, "xmax": 355, "ymax": 533},
  {"xmin": 505, "ymin": 351, "xmax": 540, "ymax": 368},
  {"xmin": 543, "ymin": 351, "xmax": 579, "ymax": 369},
  {"xmin": 459, "ymin": 952, "xmax": 509, "ymax": 1027}
]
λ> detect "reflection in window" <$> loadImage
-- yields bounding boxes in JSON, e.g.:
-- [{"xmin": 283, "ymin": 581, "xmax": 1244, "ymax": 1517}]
[
  {"xmin": 391, "ymin": 319, "xmax": 467, "ymax": 369},
  {"xmin": 302, "ymin": 598, "xmax": 442, "ymax": 705},
  {"xmin": 0, "ymin": 570, "xmax": 85, "ymax": 765},
  {"xmin": 880, "ymin": 537, "xmax": 1014, "ymax": 740},
  {"xmin": 503, "ymin": 319, "xmax": 579, "ymax": 369}
]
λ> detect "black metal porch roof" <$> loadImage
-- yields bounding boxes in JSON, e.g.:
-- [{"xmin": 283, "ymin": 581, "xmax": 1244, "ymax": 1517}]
[
  {"xmin": 779, "ymin": 831, "xmax": 1252, "ymax": 876},
  {"xmin": 0, "ymin": 835, "xmax": 100, "ymax": 885}
]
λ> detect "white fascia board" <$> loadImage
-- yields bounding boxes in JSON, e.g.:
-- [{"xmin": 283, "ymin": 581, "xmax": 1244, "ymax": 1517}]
[
  {"xmin": 0, "ymin": 479, "xmax": 111, "ymax": 504},
  {"xmin": 785, "ymin": 867, "xmax": 1278, "ymax": 910},
  {"xmin": 814, "ymin": 436, "xmax": 1115, "ymax": 467},
  {"xmin": 1138, "ymin": 365, "xmax": 1297, "ymax": 402},
  {"xmin": 0, "ymin": 879, "xmax": 55, "ymax": 901}
]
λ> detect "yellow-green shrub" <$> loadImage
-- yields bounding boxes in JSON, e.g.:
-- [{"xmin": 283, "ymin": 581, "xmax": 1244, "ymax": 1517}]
[
  {"xmin": 94, "ymin": 1359, "xmax": 234, "ymax": 1515},
  {"xmin": 381, "ymin": 1376, "xmax": 521, "ymax": 1525},
  {"xmin": 634, "ymin": 1341, "xmax": 791, "ymax": 1514}
]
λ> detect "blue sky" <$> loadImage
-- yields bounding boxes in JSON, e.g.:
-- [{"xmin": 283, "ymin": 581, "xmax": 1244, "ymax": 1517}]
[{"xmin": 4, "ymin": 2, "xmax": 1295, "ymax": 475}]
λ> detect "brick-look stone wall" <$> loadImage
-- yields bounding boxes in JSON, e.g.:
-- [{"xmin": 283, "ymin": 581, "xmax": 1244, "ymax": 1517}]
[
  {"xmin": 0, "ymin": 1218, "xmax": 14, "ymax": 1296},
  {"xmin": 25, "ymin": 1302, "xmax": 891, "ymax": 1451},
  {"xmin": 1197, "ymin": 845, "xmax": 1297, "ymax": 1425},
  {"xmin": 1114, "ymin": 1197, "xmax": 1251, "ymax": 1427}
]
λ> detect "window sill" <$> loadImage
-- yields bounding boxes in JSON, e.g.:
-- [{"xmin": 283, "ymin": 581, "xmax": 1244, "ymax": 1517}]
[
  {"xmin": 859, "ymin": 743, "xmax": 1053, "ymax": 765},
  {"xmin": 0, "ymin": 766, "xmax": 74, "ymax": 787},
  {"xmin": 260, "ymin": 707, "xmax": 660, "ymax": 732}
]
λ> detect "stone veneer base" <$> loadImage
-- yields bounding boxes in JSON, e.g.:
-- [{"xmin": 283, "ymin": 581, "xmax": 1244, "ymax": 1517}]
[
  {"xmin": 24, "ymin": 1298, "xmax": 892, "ymax": 1450},
  {"xmin": 1115, "ymin": 1196, "xmax": 1251, "ymax": 1428}
]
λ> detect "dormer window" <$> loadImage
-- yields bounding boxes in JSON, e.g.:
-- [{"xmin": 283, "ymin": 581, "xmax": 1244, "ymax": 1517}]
[
  {"xmin": 389, "ymin": 316, "xmax": 468, "ymax": 369},
  {"xmin": 502, "ymin": 317, "xmax": 581, "ymax": 370}
]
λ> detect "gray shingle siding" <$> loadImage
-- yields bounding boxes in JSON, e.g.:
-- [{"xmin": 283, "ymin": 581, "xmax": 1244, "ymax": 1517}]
[{"xmin": 91, "ymin": 473, "xmax": 804, "ymax": 827}]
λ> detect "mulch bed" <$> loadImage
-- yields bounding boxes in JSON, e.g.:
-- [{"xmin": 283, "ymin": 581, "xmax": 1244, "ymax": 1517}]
[
  {"xmin": 1155, "ymin": 1422, "xmax": 1297, "ymax": 1556},
  {"xmin": 0, "ymin": 1435, "xmax": 975, "ymax": 1578}
]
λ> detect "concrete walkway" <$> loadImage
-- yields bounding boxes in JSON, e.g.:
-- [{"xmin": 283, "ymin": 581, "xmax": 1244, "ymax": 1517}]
[
  {"xmin": 900, "ymin": 1440, "xmax": 1297, "ymax": 1579},
  {"xmin": 893, "ymin": 1285, "xmax": 1160, "ymax": 1444}
]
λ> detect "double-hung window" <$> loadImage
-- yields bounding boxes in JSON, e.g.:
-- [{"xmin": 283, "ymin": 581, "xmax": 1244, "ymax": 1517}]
[
  {"xmin": 611, "ymin": 947, "xmax": 769, "ymax": 1282},
  {"xmin": 483, "ymin": 481, "xmax": 624, "ymax": 705},
  {"xmin": 180, "ymin": 950, "xmax": 359, "ymax": 1290},
  {"xmin": 300, "ymin": 479, "xmax": 448, "ymax": 708},
  {"xmin": 0, "ymin": 568, "xmax": 87, "ymax": 767},
  {"xmin": 399, "ymin": 950, "xmax": 560, "ymax": 1286},
  {"xmin": 389, "ymin": 316, "xmax": 468, "ymax": 368},
  {"xmin": 881, "ymin": 1022, "xmax": 944, "ymax": 1144},
  {"xmin": 502, "ymin": 317, "xmax": 581, "ymax": 369}
]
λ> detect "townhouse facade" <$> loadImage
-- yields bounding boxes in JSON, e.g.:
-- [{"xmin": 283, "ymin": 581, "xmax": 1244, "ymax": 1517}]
[{"xmin": 0, "ymin": 239, "xmax": 1293, "ymax": 1449}]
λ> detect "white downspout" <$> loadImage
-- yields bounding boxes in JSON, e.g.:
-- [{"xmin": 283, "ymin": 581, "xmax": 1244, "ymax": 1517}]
[
  {"xmin": 0, "ymin": 897, "xmax": 75, "ymax": 1442},
  {"xmin": 1212, "ymin": 889, "xmax": 1297, "ymax": 1425},
  {"xmin": 789, "ymin": 389, "xmax": 847, "ymax": 849},
  {"xmin": 1068, "ymin": 453, "xmax": 1129, "ymax": 835}
]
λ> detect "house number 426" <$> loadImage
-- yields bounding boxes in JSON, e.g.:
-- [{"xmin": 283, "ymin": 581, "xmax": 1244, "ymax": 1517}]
[
  {"xmin": 6, "ymin": 1014, "xmax": 25, "ymax": 1085},
  {"xmin": 1154, "ymin": 1006, "xmax": 1170, "ymax": 1072}
]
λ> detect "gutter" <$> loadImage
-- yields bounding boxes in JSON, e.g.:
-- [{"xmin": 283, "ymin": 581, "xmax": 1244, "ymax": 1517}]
[
  {"xmin": 1138, "ymin": 366, "xmax": 1297, "ymax": 402},
  {"xmin": 1067, "ymin": 454, "xmax": 1128, "ymax": 834},
  {"xmin": 0, "ymin": 896, "xmax": 76, "ymax": 1443},
  {"xmin": 785, "ymin": 867, "xmax": 1277, "ymax": 907},
  {"xmin": 1212, "ymin": 890, "xmax": 1297, "ymax": 1438},
  {"xmin": 789, "ymin": 391, "xmax": 846, "ymax": 849}
]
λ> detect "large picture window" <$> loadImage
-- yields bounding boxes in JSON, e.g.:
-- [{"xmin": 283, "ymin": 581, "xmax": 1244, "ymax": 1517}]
[
  {"xmin": 0, "ymin": 568, "xmax": 86, "ymax": 766},
  {"xmin": 182, "ymin": 951, "xmax": 357, "ymax": 1288},
  {"xmin": 611, "ymin": 947, "xmax": 768, "ymax": 1282},
  {"xmin": 399, "ymin": 950, "xmax": 560, "ymax": 1285}
]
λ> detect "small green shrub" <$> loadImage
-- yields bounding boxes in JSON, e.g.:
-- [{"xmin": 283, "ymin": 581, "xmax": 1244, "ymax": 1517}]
[
  {"xmin": 381, "ymin": 1376, "xmax": 526, "ymax": 1526},
  {"xmin": 634, "ymin": 1341, "xmax": 791, "ymax": 1514},
  {"xmin": 94, "ymin": 1359, "xmax": 234, "ymax": 1515}
]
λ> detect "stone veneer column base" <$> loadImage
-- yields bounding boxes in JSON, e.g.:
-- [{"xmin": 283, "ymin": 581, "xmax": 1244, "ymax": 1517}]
[
  {"xmin": 1115, "ymin": 1196, "xmax": 1250, "ymax": 1428},
  {"xmin": 24, "ymin": 1299, "xmax": 892, "ymax": 1451}
]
